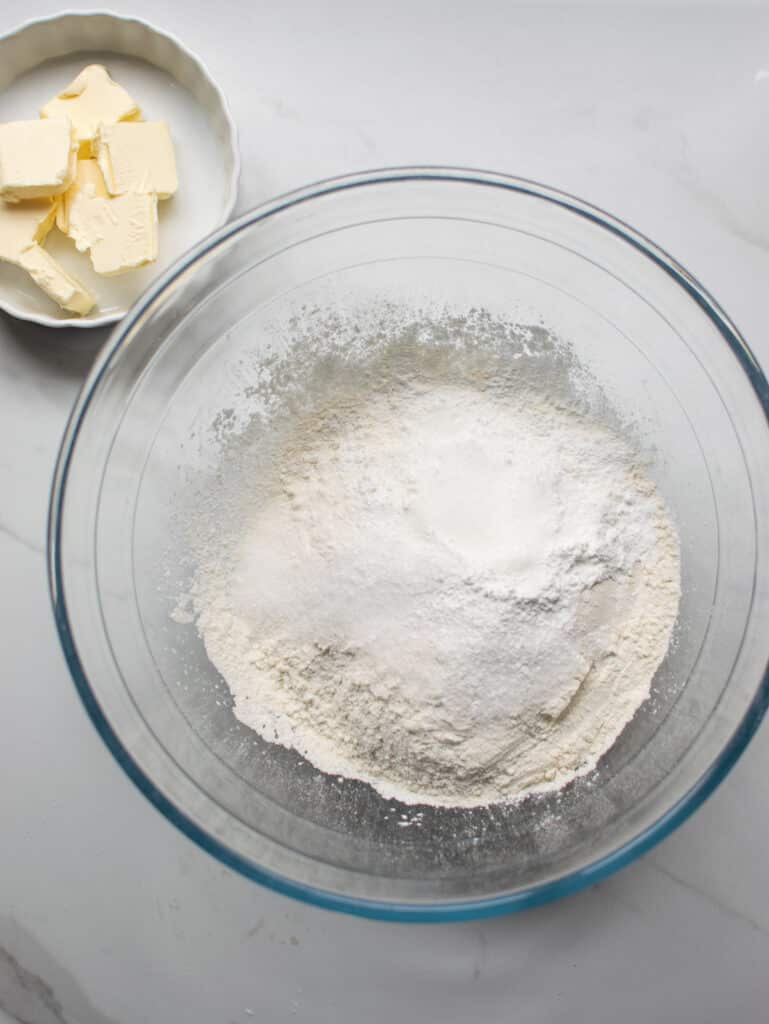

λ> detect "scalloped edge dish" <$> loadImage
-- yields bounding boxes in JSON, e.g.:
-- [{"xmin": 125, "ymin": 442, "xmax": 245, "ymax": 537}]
[{"xmin": 0, "ymin": 9, "xmax": 240, "ymax": 328}]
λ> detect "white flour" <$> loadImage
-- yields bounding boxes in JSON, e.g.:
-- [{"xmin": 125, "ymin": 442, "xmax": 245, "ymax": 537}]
[{"xmin": 190, "ymin": 381, "xmax": 680, "ymax": 807}]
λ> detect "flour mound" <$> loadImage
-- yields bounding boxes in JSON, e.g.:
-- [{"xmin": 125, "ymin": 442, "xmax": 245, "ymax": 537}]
[{"xmin": 192, "ymin": 383, "xmax": 680, "ymax": 807}]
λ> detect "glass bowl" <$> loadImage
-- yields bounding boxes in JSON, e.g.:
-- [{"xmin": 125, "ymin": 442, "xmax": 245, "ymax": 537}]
[{"xmin": 49, "ymin": 168, "xmax": 769, "ymax": 921}]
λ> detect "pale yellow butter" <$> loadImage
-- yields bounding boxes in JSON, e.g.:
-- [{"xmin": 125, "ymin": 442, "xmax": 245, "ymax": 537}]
[
  {"xmin": 96, "ymin": 121, "xmax": 178, "ymax": 199},
  {"xmin": 0, "ymin": 63, "xmax": 178, "ymax": 313},
  {"xmin": 56, "ymin": 159, "xmax": 108, "ymax": 234},
  {"xmin": 0, "ymin": 197, "xmax": 94, "ymax": 314},
  {"xmin": 90, "ymin": 192, "xmax": 158, "ymax": 275},
  {"xmin": 41, "ymin": 65, "xmax": 140, "ymax": 155},
  {"xmin": 0, "ymin": 197, "xmax": 58, "ymax": 261},
  {"xmin": 17, "ymin": 244, "xmax": 95, "ymax": 315},
  {"xmin": 0, "ymin": 119, "xmax": 76, "ymax": 201},
  {"xmin": 67, "ymin": 185, "xmax": 158, "ymax": 276}
]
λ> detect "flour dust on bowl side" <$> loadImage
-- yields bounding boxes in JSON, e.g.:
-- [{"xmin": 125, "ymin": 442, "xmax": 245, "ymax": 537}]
[{"xmin": 50, "ymin": 169, "xmax": 769, "ymax": 920}]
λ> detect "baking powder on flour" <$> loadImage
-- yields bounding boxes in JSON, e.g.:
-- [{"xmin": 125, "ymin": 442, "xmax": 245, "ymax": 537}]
[{"xmin": 190, "ymin": 379, "xmax": 681, "ymax": 807}]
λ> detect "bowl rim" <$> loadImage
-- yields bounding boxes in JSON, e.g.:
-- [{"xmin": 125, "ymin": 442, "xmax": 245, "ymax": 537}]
[
  {"xmin": 0, "ymin": 8, "xmax": 241, "ymax": 329},
  {"xmin": 48, "ymin": 166, "xmax": 769, "ymax": 920}
]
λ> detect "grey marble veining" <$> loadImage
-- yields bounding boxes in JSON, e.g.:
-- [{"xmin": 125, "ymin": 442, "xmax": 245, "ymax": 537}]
[{"xmin": 1, "ymin": 2, "xmax": 768, "ymax": 1022}]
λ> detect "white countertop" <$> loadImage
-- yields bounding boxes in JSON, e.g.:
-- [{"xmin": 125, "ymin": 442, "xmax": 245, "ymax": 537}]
[{"xmin": 1, "ymin": 2, "xmax": 768, "ymax": 1021}]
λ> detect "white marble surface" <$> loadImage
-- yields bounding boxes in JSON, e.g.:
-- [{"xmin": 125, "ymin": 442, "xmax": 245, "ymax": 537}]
[{"xmin": 1, "ymin": 2, "xmax": 768, "ymax": 1021}]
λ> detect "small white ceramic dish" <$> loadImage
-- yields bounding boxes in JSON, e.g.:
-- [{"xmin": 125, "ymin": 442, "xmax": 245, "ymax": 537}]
[{"xmin": 0, "ymin": 10, "xmax": 239, "ymax": 328}]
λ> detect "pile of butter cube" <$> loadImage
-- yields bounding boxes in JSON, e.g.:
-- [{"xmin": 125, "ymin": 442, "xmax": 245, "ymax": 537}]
[{"xmin": 0, "ymin": 65, "xmax": 178, "ymax": 316}]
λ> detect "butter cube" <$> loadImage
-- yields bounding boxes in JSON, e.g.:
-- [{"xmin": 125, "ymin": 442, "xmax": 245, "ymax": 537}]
[
  {"xmin": 67, "ymin": 187, "xmax": 158, "ymax": 276},
  {"xmin": 0, "ymin": 119, "xmax": 76, "ymax": 201},
  {"xmin": 0, "ymin": 197, "xmax": 58, "ymax": 262},
  {"xmin": 56, "ymin": 159, "xmax": 108, "ymax": 234},
  {"xmin": 41, "ymin": 65, "xmax": 140, "ymax": 155},
  {"xmin": 17, "ymin": 244, "xmax": 95, "ymax": 315},
  {"xmin": 96, "ymin": 121, "xmax": 177, "ymax": 199},
  {"xmin": 91, "ymin": 193, "xmax": 158, "ymax": 275},
  {"xmin": 0, "ymin": 194, "xmax": 93, "ymax": 314}
]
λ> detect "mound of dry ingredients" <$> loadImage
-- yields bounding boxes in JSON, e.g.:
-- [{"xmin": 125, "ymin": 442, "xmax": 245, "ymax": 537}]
[{"xmin": 190, "ymin": 381, "xmax": 681, "ymax": 807}]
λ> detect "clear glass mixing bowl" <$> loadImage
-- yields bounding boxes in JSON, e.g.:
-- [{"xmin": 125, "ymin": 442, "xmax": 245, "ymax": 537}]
[{"xmin": 49, "ymin": 169, "xmax": 769, "ymax": 920}]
